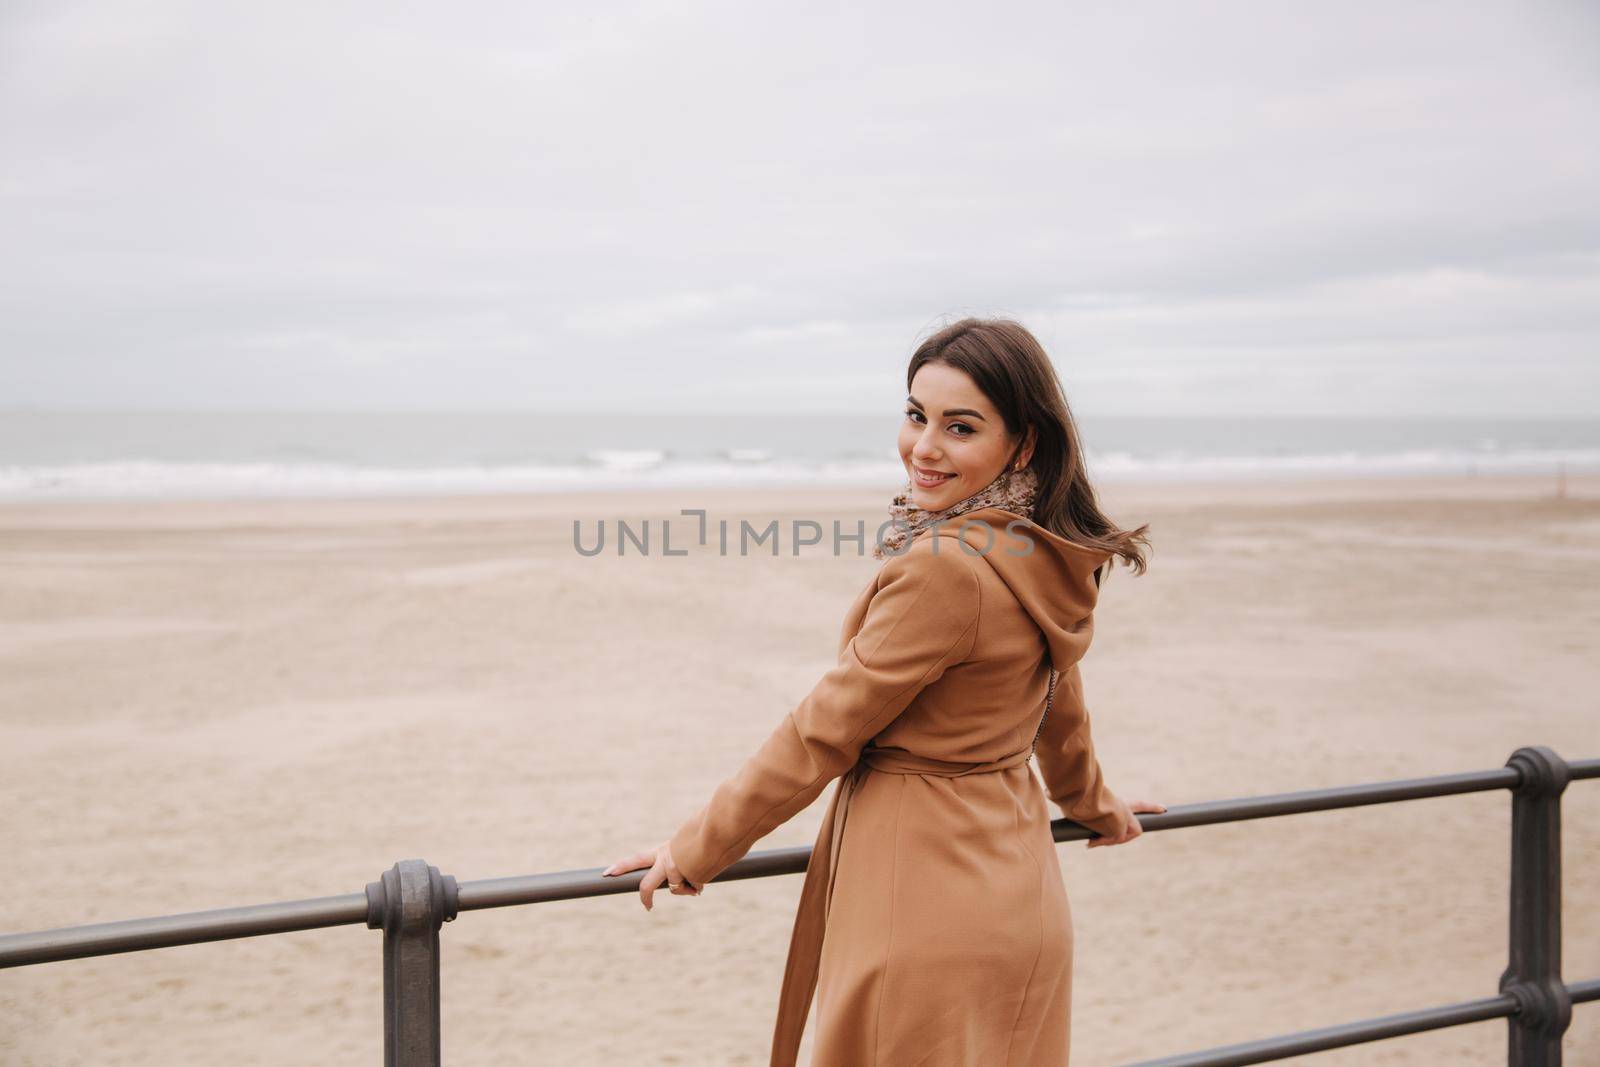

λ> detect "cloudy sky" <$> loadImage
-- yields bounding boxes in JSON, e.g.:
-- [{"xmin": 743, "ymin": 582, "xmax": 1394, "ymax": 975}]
[{"xmin": 2, "ymin": 1, "xmax": 1596, "ymax": 416}]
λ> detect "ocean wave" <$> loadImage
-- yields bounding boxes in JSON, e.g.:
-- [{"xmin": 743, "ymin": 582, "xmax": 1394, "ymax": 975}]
[{"xmin": 0, "ymin": 448, "xmax": 1593, "ymax": 501}]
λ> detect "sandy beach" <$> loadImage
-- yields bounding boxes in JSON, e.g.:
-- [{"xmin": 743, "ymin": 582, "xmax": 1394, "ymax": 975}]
[{"xmin": 2, "ymin": 473, "xmax": 1597, "ymax": 1065}]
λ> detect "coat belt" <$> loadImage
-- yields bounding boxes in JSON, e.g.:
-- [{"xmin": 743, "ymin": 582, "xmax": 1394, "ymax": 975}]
[{"xmin": 768, "ymin": 745, "xmax": 1034, "ymax": 1066}]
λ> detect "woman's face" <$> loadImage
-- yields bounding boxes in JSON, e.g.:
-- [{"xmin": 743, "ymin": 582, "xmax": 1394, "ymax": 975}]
[{"xmin": 897, "ymin": 362, "xmax": 1033, "ymax": 511}]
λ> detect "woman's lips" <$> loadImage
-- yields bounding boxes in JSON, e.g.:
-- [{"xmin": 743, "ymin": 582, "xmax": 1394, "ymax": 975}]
[{"xmin": 913, "ymin": 466, "xmax": 955, "ymax": 488}]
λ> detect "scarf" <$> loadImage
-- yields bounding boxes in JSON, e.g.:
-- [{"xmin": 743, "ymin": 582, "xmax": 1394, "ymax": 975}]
[{"xmin": 873, "ymin": 464, "xmax": 1039, "ymax": 560}]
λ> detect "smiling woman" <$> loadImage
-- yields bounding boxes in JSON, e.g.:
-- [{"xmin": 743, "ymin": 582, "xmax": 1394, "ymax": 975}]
[
  {"xmin": 902, "ymin": 363, "xmax": 1028, "ymax": 502},
  {"xmin": 604, "ymin": 317, "xmax": 1159, "ymax": 1066}
]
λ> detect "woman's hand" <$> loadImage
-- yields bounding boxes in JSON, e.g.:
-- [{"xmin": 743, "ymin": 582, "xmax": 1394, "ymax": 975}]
[
  {"xmin": 601, "ymin": 840, "xmax": 701, "ymax": 911},
  {"xmin": 1086, "ymin": 797, "xmax": 1167, "ymax": 849}
]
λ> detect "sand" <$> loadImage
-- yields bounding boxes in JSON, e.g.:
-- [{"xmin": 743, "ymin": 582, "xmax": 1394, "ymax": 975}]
[{"xmin": 1, "ymin": 473, "xmax": 1596, "ymax": 1065}]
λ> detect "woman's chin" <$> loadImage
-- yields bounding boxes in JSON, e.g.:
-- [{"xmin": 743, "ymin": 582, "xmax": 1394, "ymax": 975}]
[{"xmin": 910, "ymin": 481, "xmax": 961, "ymax": 509}]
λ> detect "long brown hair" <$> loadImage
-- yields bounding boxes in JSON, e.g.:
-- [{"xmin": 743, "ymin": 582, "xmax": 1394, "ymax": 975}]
[{"xmin": 906, "ymin": 316, "xmax": 1151, "ymax": 576}]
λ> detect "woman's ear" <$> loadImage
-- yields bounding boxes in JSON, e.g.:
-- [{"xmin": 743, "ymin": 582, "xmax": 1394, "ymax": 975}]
[{"xmin": 1015, "ymin": 426, "xmax": 1037, "ymax": 470}]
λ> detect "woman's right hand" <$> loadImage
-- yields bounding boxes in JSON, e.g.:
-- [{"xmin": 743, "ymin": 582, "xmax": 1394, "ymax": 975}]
[{"xmin": 1086, "ymin": 797, "xmax": 1166, "ymax": 848}]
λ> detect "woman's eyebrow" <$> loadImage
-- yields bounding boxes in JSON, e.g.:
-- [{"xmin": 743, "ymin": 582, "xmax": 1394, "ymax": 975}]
[{"xmin": 907, "ymin": 395, "xmax": 988, "ymax": 420}]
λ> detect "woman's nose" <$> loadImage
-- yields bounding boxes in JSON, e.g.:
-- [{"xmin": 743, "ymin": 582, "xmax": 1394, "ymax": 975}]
[{"xmin": 912, "ymin": 437, "xmax": 943, "ymax": 465}]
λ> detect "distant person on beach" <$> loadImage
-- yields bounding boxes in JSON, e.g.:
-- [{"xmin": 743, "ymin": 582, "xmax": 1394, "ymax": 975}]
[{"xmin": 604, "ymin": 317, "xmax": 1166, "ymax": 1065}]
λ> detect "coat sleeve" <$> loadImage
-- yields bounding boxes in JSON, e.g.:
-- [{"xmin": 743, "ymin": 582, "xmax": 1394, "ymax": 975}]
[
  {"xmin": 1034, "ymin": 658, "xmax": 1131, "ymax": 839},
  {"xmin": 667, "ymin": 540, "xmax": 982, "ymax": 888}
]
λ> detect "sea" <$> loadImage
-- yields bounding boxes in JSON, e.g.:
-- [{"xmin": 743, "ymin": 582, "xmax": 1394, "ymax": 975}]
[{"xmin": 1, "ymin": 410, "xmax": 1595, "ymax": 502}]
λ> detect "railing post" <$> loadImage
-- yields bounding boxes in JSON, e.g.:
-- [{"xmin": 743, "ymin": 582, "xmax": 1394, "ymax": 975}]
[
  {"xmin": 1499, "ymin": 746, "xmax": 1571, "ymax": 1066},
  {"xmin": 366, "ymin": 859, "xmax": 459, "ymax": 1066}
]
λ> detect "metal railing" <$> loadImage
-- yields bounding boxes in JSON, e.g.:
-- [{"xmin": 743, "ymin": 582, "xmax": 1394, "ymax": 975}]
[{"xmin": 2, "ymin": 744, "xmax": 1595, "ymax": 1065}]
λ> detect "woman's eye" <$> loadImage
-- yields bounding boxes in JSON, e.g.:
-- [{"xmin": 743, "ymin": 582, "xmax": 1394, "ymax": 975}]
[{"xmin": 905, "ymin": 410, "xmax": 973, "ymax": 436}]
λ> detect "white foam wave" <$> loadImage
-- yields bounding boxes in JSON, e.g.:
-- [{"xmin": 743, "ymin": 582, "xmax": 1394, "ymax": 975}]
[
  {"xmin": 0, "ymin": 448, "xmax": 1593, "ymax": 501},
  {"xmin": 587, "ymin": 449, "xmax": 668, "ymax": 471}
]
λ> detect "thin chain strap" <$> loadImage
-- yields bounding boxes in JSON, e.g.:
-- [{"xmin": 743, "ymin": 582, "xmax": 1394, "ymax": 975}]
[
  {"xmin": 1031, "ymin": 565, "xmax": 1099, "ymax": 759},
  {"xmin": 1028, "ymin": 668, "xmax": 1057, "ymax": 760}
]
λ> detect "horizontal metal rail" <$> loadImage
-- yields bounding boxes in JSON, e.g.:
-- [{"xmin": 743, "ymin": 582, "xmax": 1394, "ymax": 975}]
[
  {"xmin": 0, "ymin": 749, "xmax": 1594, "ymax": 1066},
  {"xmin": 11, "ymin": 758, "xmax": 1590, "ymax": 969},
  {"xmin": 1127, "ymin": 993, "xmax": 1522, "ymax": 1066}
]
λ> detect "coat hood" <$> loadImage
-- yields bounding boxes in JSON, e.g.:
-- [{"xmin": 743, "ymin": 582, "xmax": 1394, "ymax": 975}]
[{"xmin": 924, "ymin": 504, "xmax": 1113, "ymax": 672}]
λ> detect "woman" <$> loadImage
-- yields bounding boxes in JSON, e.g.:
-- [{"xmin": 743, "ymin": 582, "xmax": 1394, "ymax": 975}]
[{"xmin": 603, "ymin": 317, "xmax": 1164, "ymax": 1065}]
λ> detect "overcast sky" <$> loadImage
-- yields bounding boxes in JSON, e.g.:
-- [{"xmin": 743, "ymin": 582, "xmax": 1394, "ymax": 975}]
[{"xmin": 2, "ymin": 1, "xmax": 1597, "ymax": 416}]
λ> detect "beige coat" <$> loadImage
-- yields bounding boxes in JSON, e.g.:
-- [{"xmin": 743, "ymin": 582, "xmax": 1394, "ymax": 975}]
[{"xmin": 669, "ymin": 505, "xmax": 1132, "ymax": 1065}]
